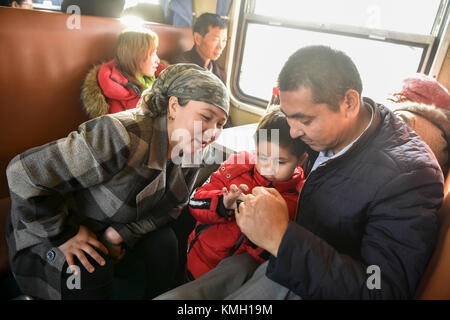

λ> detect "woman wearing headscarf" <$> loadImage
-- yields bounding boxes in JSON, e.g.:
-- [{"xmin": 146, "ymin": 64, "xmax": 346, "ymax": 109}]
[
  {"xmin": 5, "ymin": 64, "xmax": 230, "ymax": 300},
  {"xmin": 81, "ymin": 28, "xmax": 168, "ymax": 118}
]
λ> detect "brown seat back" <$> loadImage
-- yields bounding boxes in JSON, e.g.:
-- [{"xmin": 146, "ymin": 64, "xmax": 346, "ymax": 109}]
[
  {"xmin": 0, "ymin": 7, "xmax": 193, "ymax": 280},
  {"xmin": 0, "ymin": 7, "xmax": 193, "ymax": 198},
  {"xmin": 415, "ymin": 169, "xmax": 450, "ymax": 299}
]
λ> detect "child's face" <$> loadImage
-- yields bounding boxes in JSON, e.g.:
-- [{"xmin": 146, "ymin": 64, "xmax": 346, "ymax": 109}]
[{"xmin": 255, "ymin": 141, "xmax": 299, "ymax": 182}]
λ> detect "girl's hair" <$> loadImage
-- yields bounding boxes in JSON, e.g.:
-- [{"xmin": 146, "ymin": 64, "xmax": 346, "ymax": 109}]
[
  {"xmin": 255, "ymin": 107, "xmax": 307, "ymax": 158},
  {"xmin": 115, "ymin": 28, "xmax": 159, "ymax": 86}
]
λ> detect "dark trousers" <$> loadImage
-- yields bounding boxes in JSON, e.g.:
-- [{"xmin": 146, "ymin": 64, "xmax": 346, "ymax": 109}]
[{"xmin": 60, "ymin": 226, "xmax": 178, "ymax": 300}]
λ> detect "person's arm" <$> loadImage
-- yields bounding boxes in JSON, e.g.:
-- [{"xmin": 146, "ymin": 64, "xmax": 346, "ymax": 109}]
[
  {"xmin": 7, "ymin": 116, "xmax": 130, "ymax": 261},
  {"xmin": 109, "ymin": 170, "xmax": 241, "ymax": 248},
  {"xmin": 108, "ymin": 196, "xmax": 195, "ymax": 249},
  {"xmin": 189, "ymin": 168, "xmax": 250, "ymax": 225},
  {"xmin": 109, "ymin": 153, "xmax": 249, "ymax": 247},
  {"xmin": 263, "ymin": 166, "xmax": 443, "ymax": 299}
]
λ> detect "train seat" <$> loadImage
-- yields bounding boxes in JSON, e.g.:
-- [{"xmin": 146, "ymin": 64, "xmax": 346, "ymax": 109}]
[
  {"xmin": 415, "ymin": 169, "xmax": 450, "ymax": 299},
  {"xmin": 1, "ymin": 6, "xmax": 450, "ymax": 300},
  {"xmin": 0, "ymin": 6, "xmax": 193, "ymax": 298}
]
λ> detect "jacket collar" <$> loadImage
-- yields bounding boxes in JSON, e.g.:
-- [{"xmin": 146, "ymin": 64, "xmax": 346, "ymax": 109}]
[
  {"xmin": 338, "ymin": 97, "xmax": 380, "ymax": 156},
  {"xmin": 187, "ymin": 46, "xmax": 214, "ymax": 71}
]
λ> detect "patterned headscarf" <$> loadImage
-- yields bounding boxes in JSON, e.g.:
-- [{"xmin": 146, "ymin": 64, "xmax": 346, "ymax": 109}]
[{"xmin": 137, "ymin": 63, "xmax": 230, "ymax": 117}]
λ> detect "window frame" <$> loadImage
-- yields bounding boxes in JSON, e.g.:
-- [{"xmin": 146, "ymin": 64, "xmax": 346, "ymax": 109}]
[{"xmin": 226, "ymin": 0, "xmax": 450, "ymax": 112}]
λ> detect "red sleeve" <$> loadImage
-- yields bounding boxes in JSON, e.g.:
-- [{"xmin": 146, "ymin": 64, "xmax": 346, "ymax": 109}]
[{"xmin": 189, "ymin": 169, "xmax": 233, "ymax": 225}]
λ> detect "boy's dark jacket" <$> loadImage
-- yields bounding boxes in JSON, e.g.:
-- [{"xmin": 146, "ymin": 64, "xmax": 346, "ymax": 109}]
[{"xmin": 267, "ymin": 98, "xmax": 444, "ymax": 299}]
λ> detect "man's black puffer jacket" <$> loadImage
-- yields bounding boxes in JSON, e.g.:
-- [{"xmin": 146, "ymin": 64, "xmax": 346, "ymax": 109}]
[{"xmin": 267, "ymin": 98, "xmax": 444, "ymax": 299}]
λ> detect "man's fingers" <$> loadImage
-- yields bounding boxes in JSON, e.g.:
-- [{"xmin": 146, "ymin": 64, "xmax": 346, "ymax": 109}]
[
  {"xmin": 252, "ymin": 186, "xmax": 282, "ymax": 198},
  {"xmin": 240, "ymin": 193, "xmax": 255, "ymax": 202},
  {"xmin": 230, "ymin": 184, "xmax": 239, "ymax": 193}
]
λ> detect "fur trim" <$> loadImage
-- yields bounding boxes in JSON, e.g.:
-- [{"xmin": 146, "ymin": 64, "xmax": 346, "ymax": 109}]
[
  {"xmin": 80, "ymin": 64, "xmax": 110, "ymax": 118},
  {"xmin": 392, "ymin": 101, "xmax": 450, "ymax": 173},
  {"xmin": 392, "ymin": 102, "xmax": 450, "ymax": 141}
]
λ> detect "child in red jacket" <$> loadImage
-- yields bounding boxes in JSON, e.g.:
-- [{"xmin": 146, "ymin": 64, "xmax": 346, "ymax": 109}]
[
  {"xmin": 81, "ymin": 28, "xmax": 168, "ymax": 118},
  {"xmin": 186, "ymin": 107, "xmax": 308, "ymax": 280}
]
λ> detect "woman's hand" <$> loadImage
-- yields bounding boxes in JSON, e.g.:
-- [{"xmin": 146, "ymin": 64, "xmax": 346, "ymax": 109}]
[
  {"xmin": 101, "ymin": 227, "xmax": 126, "ymax": 263},
  {"xmin": 58, "ymin": 225, "xmax": 109, "ymax": 273},
  {"xmin": 222, "ymin": 184, "xmax": 249, "ymax": 209}
]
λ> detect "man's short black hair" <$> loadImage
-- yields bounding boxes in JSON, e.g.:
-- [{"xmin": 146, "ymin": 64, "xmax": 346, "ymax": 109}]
[
  {"xmin": 193, "ymin": 13, "xmax": 227, "ymax": 37},
  {"xmin": 278, "ymin": 45, "xmax": 363, "ymax": 111}
]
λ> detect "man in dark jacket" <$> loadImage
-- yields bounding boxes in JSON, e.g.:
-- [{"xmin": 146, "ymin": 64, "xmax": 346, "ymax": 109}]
[
  {"xmin": 155, "ymin": 45, "xmax": 444, "ymax": 300},
  {"xmin": 171, "ymin": 13, "xmax": 227, "ymax": 84},
  {"xmin": 171, "ymin": 13, "xmax": 231, "ymax": 128}
]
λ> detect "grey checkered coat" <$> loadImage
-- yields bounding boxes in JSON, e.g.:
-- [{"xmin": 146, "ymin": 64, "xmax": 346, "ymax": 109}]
[{"xmin": 5, "ymin": 110, "xmax": 201, "ymax": 299}]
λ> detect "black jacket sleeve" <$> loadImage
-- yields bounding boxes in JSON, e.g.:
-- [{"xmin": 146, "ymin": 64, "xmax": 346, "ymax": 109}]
[{"xmin": 266, "ymin": 166, "xmax": 443, "ymax": 299}]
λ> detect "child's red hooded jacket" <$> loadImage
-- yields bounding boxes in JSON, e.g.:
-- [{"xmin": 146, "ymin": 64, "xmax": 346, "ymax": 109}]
[
  {"xmin": 187, "ymin": 151, "xmax": 305, "ymax": 279},
  {"xmin": 81, "ymin": 59, "xmax": 167, "ymax": 118}
]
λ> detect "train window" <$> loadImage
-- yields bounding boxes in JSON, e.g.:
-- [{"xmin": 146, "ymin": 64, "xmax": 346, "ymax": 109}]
[
  {"xmin": 254, "ymin": 0, "xmax": 441, "ymax": 35},
  {"xmin": 231, "ymin": 0, "xmax": 449, "ymax": 110},
  {"xmin": 124, "ymin": 0, "xmax": 160, "ymax": 7},
  {"xmin": 32, "ymin": 0, "xmax": 62, "ymax": 11}
]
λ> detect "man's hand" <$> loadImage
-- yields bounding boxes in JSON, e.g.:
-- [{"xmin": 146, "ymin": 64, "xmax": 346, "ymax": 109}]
[
  {"xmin": 235, "ymin": 186, "xmax": 289, "ymax": 257},
  {"xmin": 58, "ymin": 225, "xmax": 109, "ymax": 274}
]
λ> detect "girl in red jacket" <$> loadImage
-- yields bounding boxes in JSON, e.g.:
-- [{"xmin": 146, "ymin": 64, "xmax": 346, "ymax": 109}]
[
  {"xmin": 186, "ymin": 107, "xmax": 308, "ymax": 280},
  {"xmin": 81, "ymin": 28, "xmax": 168, "ymax": 118}
]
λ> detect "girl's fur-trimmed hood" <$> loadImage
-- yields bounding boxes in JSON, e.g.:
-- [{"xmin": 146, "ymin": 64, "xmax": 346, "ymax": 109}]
[
  {"xmin": 80, "ymin": 64, "xmax": 109, "ymax": 119},
  {"xmin": 80, "ymin": 64, "xmax": 110, "ymax": 119}
]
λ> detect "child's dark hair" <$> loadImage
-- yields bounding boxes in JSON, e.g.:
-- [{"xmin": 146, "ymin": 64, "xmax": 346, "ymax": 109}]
[{"xmin": 254, "ymin": 107, "xmax": 307, "ymax": 158}]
